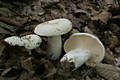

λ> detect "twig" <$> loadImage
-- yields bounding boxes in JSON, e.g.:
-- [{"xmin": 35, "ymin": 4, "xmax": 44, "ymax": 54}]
[{"xmin": 0, "ymin": 17, "xmax": 28, "ymax": 27}]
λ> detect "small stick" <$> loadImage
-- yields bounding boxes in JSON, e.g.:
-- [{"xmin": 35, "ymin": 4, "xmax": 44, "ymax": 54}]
[{"xmin": 0, "ymin": 17, "xmax": 28, "ymax": 27}]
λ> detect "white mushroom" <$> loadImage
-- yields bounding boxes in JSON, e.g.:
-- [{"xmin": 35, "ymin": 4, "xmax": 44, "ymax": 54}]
[
  {"xmin": 4, "ymin": 36, "xmax": 23, "ymax": 46},
  {"xmin": 60, "ymin": 33, "xmax": 105, "ymax": 70},
  {"xmin": 34, "ymin": 18, "xmax": 72, "ymax": 60},
  {"xmin": 21, "ymin": 34, "xmax": 42, "ymax": 54},
  {"xmin": 4, "ymin": 34, "xmax": 42, "ymax": 55}
]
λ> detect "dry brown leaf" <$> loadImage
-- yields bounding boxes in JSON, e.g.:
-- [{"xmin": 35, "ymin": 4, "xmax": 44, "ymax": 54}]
[
  {"xmin": 0, "ymin": 22, "xmax": 17, "ymax": 32},
  {"xmin": 104, "ymin": 49, "xmax": 114, "ymax": 64},
  {"xmin": 0, "ymin": 41, "xmax": 5, "ymax": 56},
  {"xmin": 0, "ymin": 77, "xmax": 4, "ymax": 80},
  {"xmin": 105, "ymin": 0, "xmax": 114, "ymax": 5},
  {"xmin": 1, "ymin": 68, "xmax": 12, "ymax": 76},
  {"xmin": 40, "ymin": 59, "xmax": 57, "ymax": 78},
  {"xmin": 74, "ymin": 9, "xmax": 89, "ymax": 16},
  {"xmin": 40, "ymin": 0, "xmax": 60, "ymax": 8},
  {"xmin": 83, "ymin": 26, "xmax": 94, "ymax": 34},
  {"xmin": 91, "ymin": 11, "xmax": 112, "ymax": 24},
  {"xmin": 0, "ymin": 77, "xmax": 17, "ymax": 80},
  {"xmin": 114, "ymin": 57, "xmax": 120, "ymax": 67},
  {"xmin": 71, "ymin": 29, "xmax": 80, "ymax": 34},
  {"xmin": 21, "ymin": 57, "xmax": 34, "ymax": 73},
  {"xmin": 87, "ymin": 6, "xmax": 99, "ymax": 15},
  {"xmin": 96, "ymin": 63, "xmax": 120, "ymax": 80},
  {"xmin": 0, "ymin": 27, "xmax": 10, "ymax": 34},
  {"xmin": 18, "ymin": 71, "xmax": 33, "ymax": 80}
]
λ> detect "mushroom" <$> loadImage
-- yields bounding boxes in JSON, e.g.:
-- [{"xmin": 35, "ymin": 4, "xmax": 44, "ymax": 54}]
[
  {"xmin": 34, "ymin": 18, "xmax": 72, "ymax": 60},
  {"xmin": 4, "ymin": 34, "xmax": 42, "ymax": 55},
  {"xmin": 60, "ymin": 33, "xmax": 105, "ymax": 70},
  {"xmin": 21, "ymin": 34, "xmax": 42, "ymax": 54},
  {"xmin": 4, "ymin": 36, "xmax": 24, "ymax": 46}
]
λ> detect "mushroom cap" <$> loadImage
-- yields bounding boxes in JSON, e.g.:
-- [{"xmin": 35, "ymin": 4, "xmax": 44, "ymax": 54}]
[
  {"xmin": 34, "ymin": 18, "xmax": 72, "ymax": 36},
  {"xmin": 4, "ymin": 36, "xmax": 23, "ymax": 46},
  {"xmin": 64, "ymin": 33, "xmax": 105, "ymax": 67},
  {"xmin": 21, "ymin": 34, "xmax": 42, "ymax": 50}
]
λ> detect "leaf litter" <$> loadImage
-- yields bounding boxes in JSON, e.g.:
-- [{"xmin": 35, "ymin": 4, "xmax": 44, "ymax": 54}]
[{"xmin": 0, "ymin": 0, "xmax": 120, "ymax": 80}]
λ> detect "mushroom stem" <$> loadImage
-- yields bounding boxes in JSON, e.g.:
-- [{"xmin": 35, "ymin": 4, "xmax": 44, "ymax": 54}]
[
  {"xmin": 28, "ymin": 50, "xmax": 32, "ymax": 55},
  {"xmin": 60, "ymin": 48, "xmax": 91, "ymax": 70},
  {"xmin": 47, "ymin": 36, "xmax": 62, "ymax": 60}
]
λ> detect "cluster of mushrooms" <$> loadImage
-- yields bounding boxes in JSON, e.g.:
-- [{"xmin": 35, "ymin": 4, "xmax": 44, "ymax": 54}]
[{"xmin": 4, "ymin": 18, "xmax": 105, "ymax": 71}]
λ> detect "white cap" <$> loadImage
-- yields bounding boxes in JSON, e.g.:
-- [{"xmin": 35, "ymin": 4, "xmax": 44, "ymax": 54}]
[
  {"xmin": 34, "ymin": 18, "xmax": 72, "ymax": 36},
  {"xmin": 4, "ymin": 34, "xmax": 42, "ymax": 50},
  {"xmin": 64, "ymin": 33, "xmax": 105, "ymax": 67},
  {"xmin": 4, "ymin": 36, "xmax": 23, "ymax": 46},
  {"xmin": 21, "ymin": 34, "xmax": 42, "ymax": 50}
]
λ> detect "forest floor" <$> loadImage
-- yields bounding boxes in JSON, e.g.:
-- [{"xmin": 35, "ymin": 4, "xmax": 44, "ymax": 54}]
[{"xmin": 0, "ymin": 0, "xmax": 120, "ymax": 80}]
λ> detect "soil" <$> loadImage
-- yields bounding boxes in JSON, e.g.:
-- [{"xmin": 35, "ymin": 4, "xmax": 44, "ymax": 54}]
[{"xmin": 0, "ymin": 0, "xmax": 120, "ymax": 80}]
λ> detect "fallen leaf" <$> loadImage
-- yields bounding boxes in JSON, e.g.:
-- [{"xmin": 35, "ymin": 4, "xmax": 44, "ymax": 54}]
[
  {"xmin": 1, "ymin": 68, "xmax": 12, "ymax": 76},
  {"xmin": 0, "ymin": 41, "xmax": 5, "ymax": 56},
  {"xmin": 0, "ymin": 77, "xmax": 4, "ymax": 80},
  {"xmin": 35, "ymin": 47, "xmax": 48, "ymax": 56},
  {"xmin": 91, "ymin": 11, "xmax": 112, "ymax": 24},
  {"xmin": 1, "ymin": 66, "xmax": 21, "ymax": 77},
  {"xmin": 83, "ymin": 26, "xmax": 94, "ymax": 34},
  {"xmin": 114, "ymin": 57, "xmax": 120, "ymax": 67},
  {"xmin": 40, "ymin": 59, "xmax": 57, "ymax": 78},
  {"xmin": 0, "ymin": 27, "xmax": 10, "ymax": 34},
  {"xmin": 104, "ymin": 48, "xmax": 114, "ymax": 64},
  {"xmin": 21, "ymin": 57, "xmax": 34, "ymax": 73},
  {"xmin": 18, "ymin": 71, "xmax": 33, "ymax": 80},
  {"xmin": 0, "ymin": 21, "xmax": 17, "ymax": 32},
  {"xmin": 40, "ymin": 0, "xmax": 60, "ymax": 8},
  {"xmin": 74, "ymin": 9, "xmax": 89, "ymax": 16},
  {"xmin": 0, "ymin": 77, "xmax": 17, "ymax": 80},
  {"xmin": 87, "ymin": 6, "xmax": 99, "ymax": 15},
  {"xmin": 105, "ymin": 0, "xmax": 114, "ymax": 5},
  {"xmin": 96, "ymin": 63, "xmax": 120, "ymax": 80},
  {"xmin": 71, "ymin": 29, "xmax": 80, "ymax": 34}
]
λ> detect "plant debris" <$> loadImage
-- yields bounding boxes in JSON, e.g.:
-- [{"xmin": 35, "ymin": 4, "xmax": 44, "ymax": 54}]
[
  {"xmin": 0, "ymin": 0, "xmax": 120, "ymax": 80},
  {"xmin": 96, "ymin": 63, "xmax": 120, "ymax": 80}
]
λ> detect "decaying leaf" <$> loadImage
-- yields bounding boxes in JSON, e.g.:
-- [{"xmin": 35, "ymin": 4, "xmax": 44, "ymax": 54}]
[
  {"xmin": 0, "ymin": 76, "xmax": 17, "ymax": 80},
  {"xmin": 18, "ymin": 71, "xmax": 33, "ymax": 80},
  {"xmin": 57, "ymin": 61, "xmax": 72, "ymax": 78},
  {"xmin": 114, "ymin": 57, "xmax": 120, "ymax": 67},
  {"xmin": 71, "ymin": 29, "xmax": 79, "ymax": 34},
  {"xmin": 105, "ymin": 0, "xmax": 114, "ymax": 5},
  {"xmin": 1, "ymin": 66, "xmax": 21, "ymax": 77},
  {"xmin": 74, "ymin": 9, "xmax": 89, "ymax": 16},
  {"xmin": 21, "ymin": 57, "xmax": 34, "ymax": 73},
  {"xmin": 1, "ymin": 68, "xmax": 12, "ymax": 77},
  {"xmin": 0, "ymin": 41, "xmax": 5, "ymax": 56},
  {"xmin": 35, "ymin": 47, "xmax": 48, "ymax": 56},
  {"xmin": 83, "ymin": 26, "xmax": 93, "ymax": 34},
  {"xmin": 0, "ymin": 27, "xmax": 10, "ymax": 34},
  {"xmin": 0, "ymin": 77, "xmax": 4, "ymax": 80},
  {"xmin": 91, "ymin": 11, "xmax": 112, "ymax": 24},
  {"xmin": 40, "ymin": 0, "xmax": 60, "ymax": 8},
  {"xmin": 96, "ymin": 63, "xmax": 120, "ymax": 80},
  {"xmin": 103, "ymin": 48, "xmax": 115, "ymax": 65},
  {"xmin": 40, "ymin": 58, "xmax": 57, "ymax": 78},
  {"xmin": 87, "ymin": 6, "xmax": 99, "ymax": 15},
  {"xmin": 0, "ymin": 22, "xmax": 17, "ymax": 32}
]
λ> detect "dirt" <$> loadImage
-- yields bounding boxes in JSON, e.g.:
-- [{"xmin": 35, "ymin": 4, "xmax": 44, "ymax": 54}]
[{"xmin": 0, "ymin": 0, "xmax": 120, "ymax": 80}]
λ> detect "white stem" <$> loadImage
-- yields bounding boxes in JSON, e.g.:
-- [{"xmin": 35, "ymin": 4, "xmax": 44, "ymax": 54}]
[
  {"xmin": 60, "ymin": 48, "xmax": 91, "ymax": 70},
  {"xmin": 28, "ymin": 50, "xmax": 32, "ymax": 55},
  {"xmin": 47, "ymin": 36, "xmax": 62, "ymax": 60}
]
